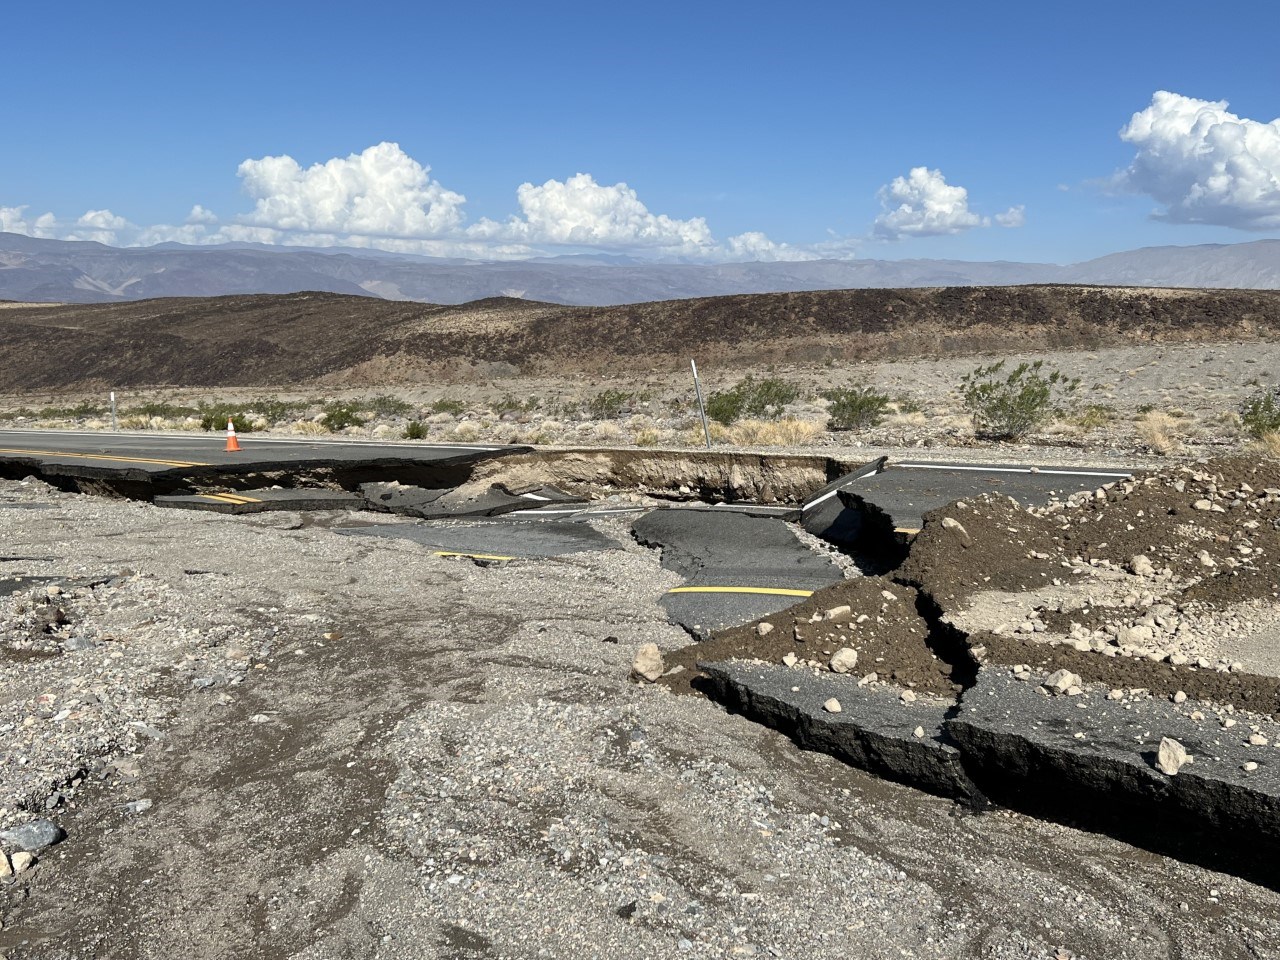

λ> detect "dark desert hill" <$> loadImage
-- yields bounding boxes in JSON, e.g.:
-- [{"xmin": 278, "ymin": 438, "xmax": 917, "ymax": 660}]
[{"xmin": 2, "ymin": 285, "xmax": 1279, "ymax": 391}]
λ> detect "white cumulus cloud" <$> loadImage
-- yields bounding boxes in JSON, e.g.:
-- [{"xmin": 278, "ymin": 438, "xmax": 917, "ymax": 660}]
[
  {"xmin": 873, "ymin": 167, "xmax": 988, "ymax": 240},
  {"xmin": 995, "ymin": 205, "xmax": 1026, "ymax": 228},
  {"xmin": 1118, "ymin": 90, "xmax": 1280, "ymax": 230},
  {"xmin": 237, "ymin": 141, "xmax": 467, "ymax": 239},
  {"xmin": 470, "ymin": 173, "xmax": 716, "ymax": 256},
  {"xmin": 186, "ymin": 204, "xmax": 218, "ymax": 225}
]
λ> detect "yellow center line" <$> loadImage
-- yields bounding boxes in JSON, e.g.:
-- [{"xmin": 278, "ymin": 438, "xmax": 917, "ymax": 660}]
[
  {"xmin": 433, "ymin": 551, "xmax": 517, "ymax": 561},
  {"xmin": 666, "ymin": 586, "xmax": 815, "ymax": 598},
  {"xmin": 0, "ymin": 447, "xmax": 210, "ymax": 469},
  {"xmin": 895, "ymin": 527, "xmax": 921, "ymax": 535},
  {"xmin": 200, "ymin": 493, "xmax": 262, "ymax": 504}
]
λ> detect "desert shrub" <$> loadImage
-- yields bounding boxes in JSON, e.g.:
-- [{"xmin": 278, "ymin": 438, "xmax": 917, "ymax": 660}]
[
  {"xmin": 704, "ymin": 377, "xmax": 802, "ymax": 425},
  {"xmin": 822, "ymin": 386, "xmax": 890, "ymax": 430},
  {"xmin": 1073, "ymin": 403, "xmax": 1117, "ymax": 431},
  {"xmin": 1240, "ymin": 387, "xmax": 1280, "ymax": 438},
  {"xmin": 960, "ymin": 360, "xmax": 1080, "ymax": 439},
  {"xmin": 1136, "ymin": 410, "xmax": 1183, "ymax": 455},
  {"xmin": 727, "ymin": 418, "xmax": 823, "ymax": 446},
  {"xmin": 430, "ymin": 398, "xmax": 468, "ymax": 416},
  {"xmin": 403, "ymin": 420, "xmax": 428, "ymax": 440},
  {"xmin": 635, "ymin": 428, "xmax": 662, "ymax": 447},
  {"xmin": 248, "ymin": 396, "xmax": 309, "ymax": 423},
  {"xmin": 198, "ymin": 401, "xmax": 257, "ymax": 433},
  {"xmin": 320, "ymin": 400, "xmax": 366, "ymax": 432},
  {"xmin": 1250, "ymin": 431, "xmax": 1280, "ymax": 458},
  {"xmin": 123, "ymin": 401, "xmax": 198, "ymax": 419},
  {"xmin": 39, "ymin": 401, "xmax": 107, "ymax": 419},
  {"xmin": 491, "ymin": 395, "xmax": 529, "ymax": 415},
  {"xmin": 366, "ymin": 394, "xmax": 414, "ymax": 418},
  {"xmin": 586, "ymin": 389, "xmax": 632, "ymax": 420},
  {"xmin": 893, "ymin": 394, "xmax": 923, "ymax": 414}
]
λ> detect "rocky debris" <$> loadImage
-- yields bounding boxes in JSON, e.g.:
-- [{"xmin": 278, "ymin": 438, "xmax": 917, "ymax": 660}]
[
  {"xmin": 699, "ymin": 661, "xmax": 985, "ymax": 803},
  {"xmin": 755, "ymin": 621, "xmax": 774, "ymax": 636},
  {"xmin": 10, "ymin": 851, "xmax": 35, "ymax": 874},
  {"xmin": 940, "ymin": 517, "xmax": 973, "ymax": 548},
  {"xmin": 0, "ymin": 818, "xmax": 66, "ymax": 852},
  {"xmin": 829, "ymin": 647, "xmax": 859, "ymax": 674},
  {"xmin": 631, "ymin": 643, "xmax": 665, "ymax": 682},
  {"xmin": 1157, "ymin": 737, "xmax": 1191, "ymax": 775},
  {"xmin": 822, "ymin": 697, "xmax": 842, "ymax": 713},
  {"xmin": 1043, "ymin": 669, "xmax": 1082, "ymax": 696}
]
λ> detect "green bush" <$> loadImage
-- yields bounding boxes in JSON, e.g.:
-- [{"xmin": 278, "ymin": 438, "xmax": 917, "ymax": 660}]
[
  {"xmin": 197, "ymin": 401, "xmax": 256, "ymax": 433},
  {"xmin": 960, "ymin": 360, "xmax": 1080, "ymax": 439},
  {"xmin": 122, "ymin": 400, "xmax": 199, "ymax": 419},
  {"xmin": 1240, "ymin": 387, "xmax": 1280, "ymax": 438},
  {"xmin": 402, "ymin": 419, "xmax": 428, "ymax": 440},
  {"xmin": 430, "ymin": 398, "xmax": 468, "ymax": 416},
  {"xmin": 586, "ymin": 389, "xmax": 632, "ymax": 420},
  {"xmin": 38, "ymin": 401, "xmax": 107, "ymax": 419},
  {"xmin": 321, "ymin": 400, "xmax": 366, "ymax": 432},
  {"xmin": 822, "ymin": 387, "xmax": 891, "ymax": 430},
  {"xmin": 366, "ymin": 394, "xmax": 415, "ymax": 418},
  {"xmin": 1073, "ymin": 403, "xmax": 1117, "ymax": 431},
  {"xmin": 704, "ymin": 377, "xmax": 802, "ymax": 425},
  {"xmin": 893, "ymin": 394, "xmax": 923, "ymax": 415},
  {"xmin": 248, "ymin": 397, "xmax": 310, "ymax": 423}
]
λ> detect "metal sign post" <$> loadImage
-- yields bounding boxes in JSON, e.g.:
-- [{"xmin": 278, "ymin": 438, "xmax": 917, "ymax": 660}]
[
  {"xmin": 110, "ymin": 391, "xmax": 117, "ymax": 431},
  {"xmin": 690, "ymin": 360, "xmax": 712, "ymax": 450}
]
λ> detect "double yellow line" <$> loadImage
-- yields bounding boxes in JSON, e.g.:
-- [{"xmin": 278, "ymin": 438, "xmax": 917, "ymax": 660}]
[{"xmin": 198, "ymin": 492, "xmax": 262, "ymax": 505}]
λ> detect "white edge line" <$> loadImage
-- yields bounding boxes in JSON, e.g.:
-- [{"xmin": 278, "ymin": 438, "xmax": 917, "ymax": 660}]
[
  {"xmin": 895, "ymin": 463, "xmax": 1132, "ymax": 477},
  {"xmin": 520, "ymin": 493, "xmax": 552, "ymax": 500}
]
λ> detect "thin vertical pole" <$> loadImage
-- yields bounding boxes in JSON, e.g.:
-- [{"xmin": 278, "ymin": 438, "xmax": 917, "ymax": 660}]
[
  {"xmin": 110, "ymin": 391, "xmax": 117, "ymax": 431},
  {"xmin": 690, "ymin": 359, "xmax": 712, "ymax": 450}
]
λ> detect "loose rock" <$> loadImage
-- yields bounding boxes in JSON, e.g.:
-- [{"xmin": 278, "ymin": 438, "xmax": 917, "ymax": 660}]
[
  {"xmin": 828, "ymin": 647, "xmax": 859, "ymax": 674},
  {"xmin": 1157, "ymin": 737, "xmax": 1190, "ymax": 775},
  {"xmin": 631, "ymin": 643, "xmax": 665, "ymax": 683}
]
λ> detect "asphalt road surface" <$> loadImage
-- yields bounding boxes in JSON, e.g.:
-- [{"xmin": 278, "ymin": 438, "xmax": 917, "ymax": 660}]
[{"xmin": 0, "ymin": 428, "xmax": 527, "ymax": 480}]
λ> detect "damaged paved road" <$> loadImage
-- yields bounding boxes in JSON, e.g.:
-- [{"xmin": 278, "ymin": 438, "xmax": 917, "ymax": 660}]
[
  {"xmin": 632, "ymin": 510, "xmax": 846, "ymax": 637},
  {"xmin": 5, "ymin": 476, "xmax": 1280, "ymax": 959}
]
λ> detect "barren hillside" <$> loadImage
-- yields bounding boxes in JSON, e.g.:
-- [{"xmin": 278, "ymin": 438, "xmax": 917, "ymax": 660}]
[{"xmin": 2, "ymin": 285, "xmax": 1279, "ymax": 391}]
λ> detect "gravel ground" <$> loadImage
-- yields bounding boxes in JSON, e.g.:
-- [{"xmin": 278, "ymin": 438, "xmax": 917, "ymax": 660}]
[{"xmin": 3, "ymin": 477, "xmax": 1280, "ymax": 959}]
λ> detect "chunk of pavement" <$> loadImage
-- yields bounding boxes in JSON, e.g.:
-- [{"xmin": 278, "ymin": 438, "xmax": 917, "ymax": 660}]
[
  {"xmin": 358, "ymin": 481, "xmax": 449, "ymax": 514},
  {"xmin": 631, "ymin": 643, "xmax": 665, "ymax": 683},
  {"xmin": 940, "ymin": 516, "xmax": 973, "ymax": 548},
  {"xmin": 1043, "ymin": 669, "xmax": 1082, "ymax": 695},
  {"xmin": 1158, "ymin": 737, "xmax": 1191, "ymax": 776},
  {"xmin": 945, "ymin": 669, "xmax": 1280, "ymax": 879},
  {"xmin": 829, "ymin": 647, "xmax": 859, "ymax": 674},
  {"xmin": 0, "ymin": 818, "xmax": 66, "ymax": 852},
  {"xmin": 699, "ymin": 660, "xmax": 984, "ymax": 803}
]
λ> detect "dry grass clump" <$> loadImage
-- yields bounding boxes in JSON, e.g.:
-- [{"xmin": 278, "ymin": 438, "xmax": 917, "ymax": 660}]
[
  {"xmin": 885, "ymin": 410, "xmax": 929, "ymax": 430},
  {"xmin": 1136, "ymin": 410, "xmax": 1183, "ymax": 455},
  {"xmin": 1248, "ymin": 431, "xmax": 1280, "ymax": 458},
  {"xmin": 726, "ymin": 418, "xmax": 824, "ymax": 446},
  {"xmin": 289, "ymin": 420, "xmax": 327, "ymax": 436},
  {"xmin": 452, "ymin": 422, "xmax": 481, "ymax": 441},
  {"xmin": 634, "ymin": 428, "xmax": 663, "ymax": 447},
  {"xmin": 592, "ymin": 422, "xmax": 623, "ymax": 443}
]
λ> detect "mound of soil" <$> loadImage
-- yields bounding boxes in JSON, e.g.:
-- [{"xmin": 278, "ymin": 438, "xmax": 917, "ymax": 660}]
[{"xmin": 659, "ymin": 576, "xmax": 965, "ymax": 699}]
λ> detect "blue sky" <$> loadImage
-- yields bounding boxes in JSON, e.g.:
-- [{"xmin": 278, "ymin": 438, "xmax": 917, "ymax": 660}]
[{"xmin": 3, "ymin": 0, "xmax": 1279, "ymax": 263}]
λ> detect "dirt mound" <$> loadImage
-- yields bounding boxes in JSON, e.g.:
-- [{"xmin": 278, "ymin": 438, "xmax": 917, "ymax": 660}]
[
  {"xmin": 659, "ymin": 576, "xmax": 965, "ymax": 698},
  {"xmin": 3, "ymin": 285, "xmax": 1280, "ymax": 391}
]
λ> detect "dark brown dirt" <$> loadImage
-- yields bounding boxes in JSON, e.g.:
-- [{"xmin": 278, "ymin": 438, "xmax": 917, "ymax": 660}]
[
  {"xmin": 658, "ymin": 576, "xmax": 964, "ymax": 699},
  {"xmin": 977, "ymin": 631, "xmax": 1280, "ymax": 717},
  {"xmin": 4, "ymin": 285, "xmax": 1280, "ymax": 390},
  {"xmin": 898, "ymin": 456, "xmax": 1280, "ymax": 609}
]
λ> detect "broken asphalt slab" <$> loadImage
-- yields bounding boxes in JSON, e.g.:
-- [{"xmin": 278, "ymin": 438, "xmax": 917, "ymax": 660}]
[
  {"xmin": 632, "ymin": 510, "xmax": 844, "ymax": 635},
  {"xmin": 698, "ymin": 660, "xmax": 984, "ymax": 804},
  {"xmin": 945, "ymin": 668, "xmax": 1280, "ymax": 886},
  {"xmin": 155, "ymin": 488, "xmax": 368, "ymax": 514},
  {"xmin": 335, "ymin": 519, "xmax": 617, "ymax": 559}
]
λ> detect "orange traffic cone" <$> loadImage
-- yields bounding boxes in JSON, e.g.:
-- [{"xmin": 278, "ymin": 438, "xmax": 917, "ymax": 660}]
[{"xmin": 225, "ymin": 419, "xmax": 242, "ymax": 452}]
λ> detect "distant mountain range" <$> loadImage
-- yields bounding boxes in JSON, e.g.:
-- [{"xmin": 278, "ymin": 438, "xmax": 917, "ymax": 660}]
[{"xmin": 2, "ymin": 232, "xmax": 1279, "ymax": 306}]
